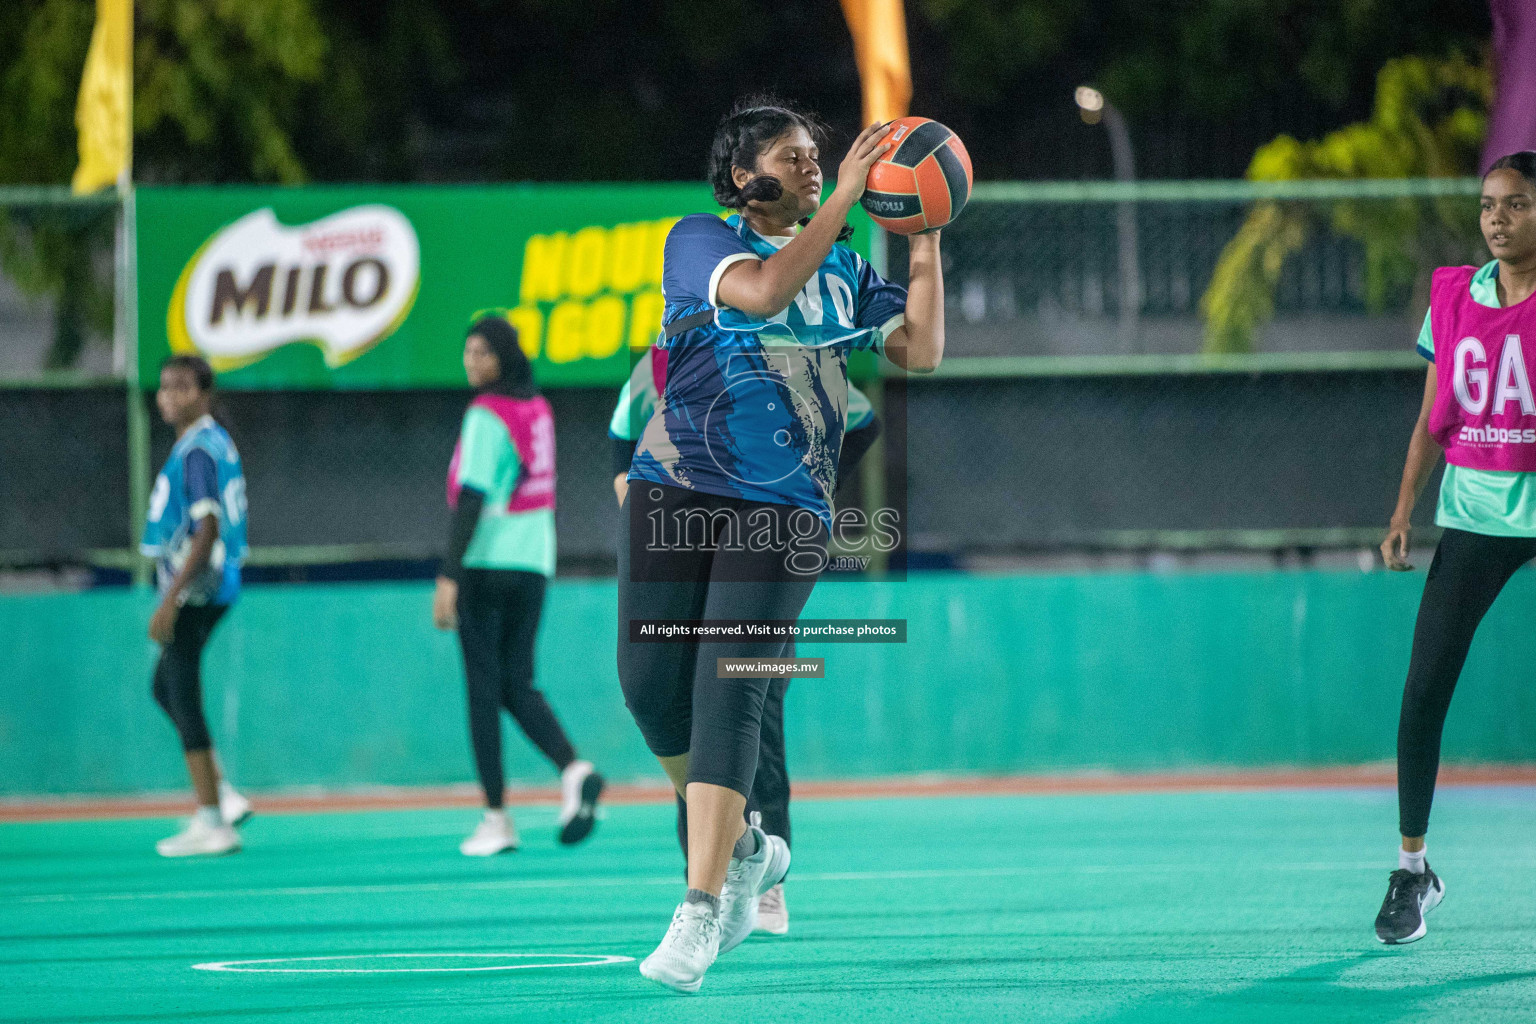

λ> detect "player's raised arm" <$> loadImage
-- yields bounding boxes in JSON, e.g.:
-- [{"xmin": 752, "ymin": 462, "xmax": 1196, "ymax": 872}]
[
  {"xmin": 881, "ymin": 231, "xmax": 945, "ymax": 373},
  {"xmin": 714, "ymin": 121, "xmax": 891, "ymax": 317}
]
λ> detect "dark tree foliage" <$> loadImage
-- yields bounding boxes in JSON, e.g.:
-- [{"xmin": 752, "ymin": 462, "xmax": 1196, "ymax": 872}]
[
  {"xmin": 0, "ymin": 0, "xmax": 1496, "ymax": 186},
  {"xmin": 0, "ymin": 0, "xmax": 1496, "ymax": 368},
  {"xmin": 292, "ymin": 0, "xmax": 1490, "ymax": 183}
]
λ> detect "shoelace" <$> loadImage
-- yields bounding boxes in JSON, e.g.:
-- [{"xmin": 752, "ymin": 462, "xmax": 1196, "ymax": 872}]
[
  {"xmin": 665, "ymin": 906, "xmax": 714, "ymax": 958},
  {"xmin": 1382, "ymin": 869, "xmax": 1424, "ymax": 915},
  {"xmin": 723, "ymin": 853, "xmax": 756, "ymax": 896}
]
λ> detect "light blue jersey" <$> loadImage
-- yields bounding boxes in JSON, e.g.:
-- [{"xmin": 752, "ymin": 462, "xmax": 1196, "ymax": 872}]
[{"xmin": 141, "ymin": 415, "xmax": 248, "ymax": 606}]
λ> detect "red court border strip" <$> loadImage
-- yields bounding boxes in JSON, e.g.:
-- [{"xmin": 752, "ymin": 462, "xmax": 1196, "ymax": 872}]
[{"xmin": 6, "ymin": 765, "xmax": 1536, "ymax": 823}]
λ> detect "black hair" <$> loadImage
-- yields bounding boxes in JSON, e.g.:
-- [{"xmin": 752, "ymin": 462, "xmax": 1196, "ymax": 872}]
[
  {"xmin": 1487, "ymin": 151, "xmax": 1536, "ymax": 191},
  {"xmin": 161, "ymin": 354, "xmax": 214, "ymax": 392},
  {"xmin": 160, "ymin": 354, "xmax": 233, "ymax": 430},
  {"xmin": 707, "ymin": 96, "xmax": 855, "ymax": 242},
  {"xmin": 469, "ymin": 316, "xmax": 537, "ymax": 399}
]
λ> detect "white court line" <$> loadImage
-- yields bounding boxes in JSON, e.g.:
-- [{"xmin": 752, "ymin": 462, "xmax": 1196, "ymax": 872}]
[
  {"xmin": 1, "ymin": 862, "xmax": 1404, "ymax": 906},
  {"xmin": 192, "ymin": 952, "xmax": 633, "ymax": 974}
]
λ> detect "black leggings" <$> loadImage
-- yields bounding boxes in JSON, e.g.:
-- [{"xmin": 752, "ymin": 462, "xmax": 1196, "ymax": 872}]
[
  {"xmin": 457, "ymin": 569, "xmax": 577, "ymax": 807},
  {"xmin": 152, "ymin": 603, "xmax": 228, "ymax": 752},
  {"xmin": 677, "ymin": 674, "xmax": 792, "ymax": 857},
  {"xmin": 1398, "ymin": 527, "xmax": 1536, "ymax": 837},
  {"xmin": 618, "ymin": 483, "xmax": 824, "ymax": 797}
]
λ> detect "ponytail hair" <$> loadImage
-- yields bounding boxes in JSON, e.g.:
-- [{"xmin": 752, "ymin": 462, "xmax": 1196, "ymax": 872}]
[
  {"xmin": 707, "ymin": 95, "xmax": 855, "ymax": 242},
  {"xmin": 1487, "ymin": 151, "xmax": 1536, "ymax": 191},
  {"xmin": 160, "ymin": 354, "xmax": 234, "ymax": 432}
]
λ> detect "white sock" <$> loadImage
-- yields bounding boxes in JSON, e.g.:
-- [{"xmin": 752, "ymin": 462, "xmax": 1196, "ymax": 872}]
[
  {"xmin": 484, "ymin": 809, "xmax": 508, "ymax": 826},
  {"xmin": 196, "ymin": 806, "xmax": 223, "ymax": 828},
  {"xmin": 218, "ymin": 780, "xmax": 239, "ymax": 799},
  {"xmin": 562, "ymin": 760, "xmax": 592, "ymax": 781},
  {"xmin": 1399, "ymin": 846, "xmax": 1426, "ymax": 874}
]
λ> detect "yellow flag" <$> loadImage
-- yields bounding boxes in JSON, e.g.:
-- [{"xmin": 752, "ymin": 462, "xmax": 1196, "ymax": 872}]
[
  {"xmin": 840, "ymin": 0, "xmax": 912, "ymax": 125},
  {"xmin": 71, "ymin": 0, "xmax": 133, "ymax": 194}
]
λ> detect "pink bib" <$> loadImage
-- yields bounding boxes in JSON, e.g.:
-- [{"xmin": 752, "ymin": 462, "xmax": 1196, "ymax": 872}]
[
  {"xmin": 447, "ymin": 394, "xmax": 556, "ymax": 512},
  {"xmin": 1428, "ymin": 265, "xmax": 1536, "ymax": 472}
]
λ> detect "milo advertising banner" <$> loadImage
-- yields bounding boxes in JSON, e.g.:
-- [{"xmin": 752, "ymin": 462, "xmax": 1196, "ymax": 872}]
[{"xmin": 135, "ymin": 185, "xmax": 876, "ymax": 389}]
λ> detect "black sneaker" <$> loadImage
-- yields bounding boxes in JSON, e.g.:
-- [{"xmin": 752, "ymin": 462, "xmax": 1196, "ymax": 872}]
[{"xmin": 1374, "ymin": 865, "xmax": 1445, "ymax": 944}]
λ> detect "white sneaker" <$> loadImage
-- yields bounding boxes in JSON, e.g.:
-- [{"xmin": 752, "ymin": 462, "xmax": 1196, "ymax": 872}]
[
  {"xmin": 557, "ymin": 760, "xmax": 604, "ymax": 845},
  {"xmin": 219, "ymin": 783, "xmax": 252, "ymax": 828},
  {"xmin": 717, "ymin": 825, "xmax": 791, "ymax": 954},
  {"xmin": 156, "ymin": 815, "xmax": 241, "ymax": 858},
  {"xmin": 459, "ymin": 811, "xmax": 519, "ymax": 856},
  {"xmin": 639, "ymin": 901, "xmax": 721, "ymax": 993},
  {"xmin": 755, "ymin": 883, "xmax": 789, "ymax": 935}
]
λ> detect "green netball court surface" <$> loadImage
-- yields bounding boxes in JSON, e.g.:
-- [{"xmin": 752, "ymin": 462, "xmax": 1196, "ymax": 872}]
[{"xmin": 4, "ymin": 786, "xmax": 1536, "ymax": 1024}]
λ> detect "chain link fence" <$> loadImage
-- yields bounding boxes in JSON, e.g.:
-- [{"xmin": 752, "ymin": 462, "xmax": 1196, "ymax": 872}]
[
  {"xmin": 0, "ymin": 187, "xmax": 121, "ymax": 379},
  {"xmin": 893, "ymin": 179, "xmax": 1484, "ymax": 359},
  {"xmin": 3, "ymin": 180, "xmax": 1482, "ymax": 574}
]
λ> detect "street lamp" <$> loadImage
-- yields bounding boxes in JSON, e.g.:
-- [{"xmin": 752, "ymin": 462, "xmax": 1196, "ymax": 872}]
[{"xmin": 1076, "ymin": 86, "xmax": 1141, "ymax": 351}]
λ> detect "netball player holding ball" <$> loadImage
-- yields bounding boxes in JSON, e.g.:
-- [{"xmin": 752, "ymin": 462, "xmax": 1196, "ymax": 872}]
[
  {"xmin": 618, "ymin": 99, "xmax": 963, "ymax": 992},
  {"xmin": 609, "ymin": 342, "xmax": 885, "ymax": 936},
  {"xmin": 1376, "ymin": 152, "xmax": 1536, "ymax": 943},
  {"xmin": 141, "ymin": 355, "xmax": 252, "ymax": 857}
]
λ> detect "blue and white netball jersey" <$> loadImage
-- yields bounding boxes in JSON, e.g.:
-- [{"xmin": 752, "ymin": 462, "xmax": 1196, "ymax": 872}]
[
  {"xmin": 608, "ymin": 346, "xmax": 876, "ymax": 442},
  {"xmin": 141, "ymin": 415, "xmax": 248, "ymax": 606},
  {"xmin": 628, "ymin": 213, "xmax": 906, "ymax": 525}
]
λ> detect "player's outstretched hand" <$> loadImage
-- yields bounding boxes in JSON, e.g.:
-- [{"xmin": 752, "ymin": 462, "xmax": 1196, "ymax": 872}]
[
  {"xmin": 831, "ymin": 122, "xmax": 892, "ymax": 207},
  {"xmin": 1381, "ymin": 519, "xmax": 1414, "ymax": 571}
]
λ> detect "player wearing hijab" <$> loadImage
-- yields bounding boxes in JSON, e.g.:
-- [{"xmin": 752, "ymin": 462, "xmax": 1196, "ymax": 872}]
[{"xmin": 435, "ymin": 316, "xmax": 604, "ymax": 855}]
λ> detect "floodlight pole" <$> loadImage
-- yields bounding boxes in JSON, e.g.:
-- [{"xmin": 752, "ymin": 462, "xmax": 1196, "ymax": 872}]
[
  {"xmin": 1077, "ymin": 88, "xmax": 1142, "ymax": 351},
  {"xmin": 1101, "ymin": 103, "xmax": 1141, "ymax": 352}
]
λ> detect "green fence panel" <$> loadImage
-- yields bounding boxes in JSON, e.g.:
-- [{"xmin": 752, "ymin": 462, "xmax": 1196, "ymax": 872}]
[{"xmin": 4, "ymin": 569, "xmax": 1535, "ymax": 797}]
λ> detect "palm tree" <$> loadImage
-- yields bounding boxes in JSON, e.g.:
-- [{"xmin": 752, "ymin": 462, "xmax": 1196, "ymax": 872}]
[{"xmin": 1201, "ymin": 54, "xmax": 1490, "ymax": 354}]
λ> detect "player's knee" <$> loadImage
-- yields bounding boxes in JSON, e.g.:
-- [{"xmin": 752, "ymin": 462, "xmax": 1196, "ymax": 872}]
[
  {"xmin": 178, "ymin": 726, "xmax": 212, "ymax": 752},
  {"xmin": 502, "ymin": 678, "xmax": 540, "ymax": 710}
]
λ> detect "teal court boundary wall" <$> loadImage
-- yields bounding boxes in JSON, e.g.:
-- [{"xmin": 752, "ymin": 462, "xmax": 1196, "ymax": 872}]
[{"xmin": 4, "ymin": 569, "xmax": 1536, "ymax": 797}]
